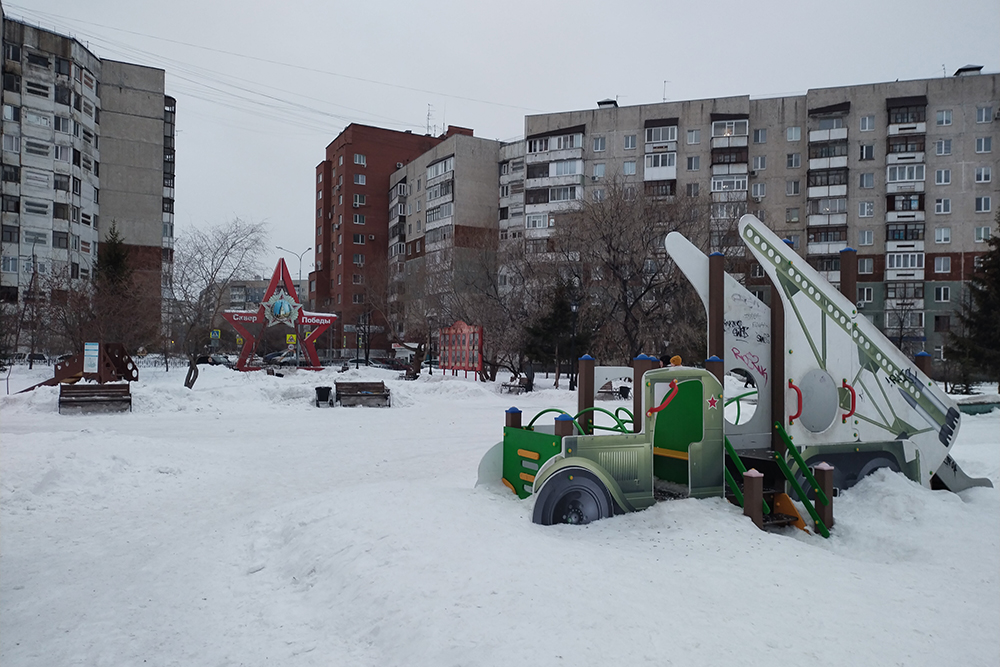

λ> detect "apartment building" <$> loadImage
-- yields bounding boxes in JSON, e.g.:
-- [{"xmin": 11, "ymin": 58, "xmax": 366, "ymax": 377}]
[
  {"xmin": 311, "ymin": 123, "xmax": 442, "ymax": 356},
  {"xmin": 0, "ymin": 13, "xmax": 175, "ymax": 320},
  {"xmin": 508, "ymin": 71, "xmax": 998, "ymax": 362},
  {"xmin": 386, "ymin": 129, "xmax": 500, "ymax": 340}
]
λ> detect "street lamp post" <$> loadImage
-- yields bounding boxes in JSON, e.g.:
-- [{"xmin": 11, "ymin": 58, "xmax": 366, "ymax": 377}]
[{"xmin": 569, "ymin": 302, "xmax": 579, "ymax": 391}]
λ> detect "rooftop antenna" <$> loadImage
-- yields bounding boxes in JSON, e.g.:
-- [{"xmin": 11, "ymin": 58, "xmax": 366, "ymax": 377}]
[
  {"xmin": 941, "ymin": 64, "xmax": 946, "ymax": 77},
  {"xmin": 662, "ymin": 80, "xmax": 672, "ymax": 102},
  {"xmin": 426, "ymin": 104, "xmax": 433, "ymax": 135}
]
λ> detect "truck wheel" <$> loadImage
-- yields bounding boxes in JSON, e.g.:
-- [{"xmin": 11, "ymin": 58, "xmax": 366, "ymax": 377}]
[{"xmin": 532, "ymin": 467, "xmax": 613, "ymax": 526}]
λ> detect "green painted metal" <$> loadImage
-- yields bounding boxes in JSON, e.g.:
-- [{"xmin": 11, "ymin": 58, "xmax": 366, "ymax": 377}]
[
  {"xmin": 773, "ymin": 422, "xmax": 830, "ymax": 507},
  {"xmin": 724, "ymin": 390, "xmax": 758, "ymax": 426},
  {"xmin": 501, "ymin": 426, "xmax": 561, "ymax": 499},
  {"xmin": 614, "ymin": 406, "xmax": 634, "ymax": 426},
  {"xmin": 723, "ymin": 437, "xmax": 771, "ymax": 514},
  {"xmin": 651, "ymin": 378, "xmax": 705, "ymax": 485},
  {"xmin": 524, "ymin": 409, "xmax": 586, "ymax": 435},
  {"xmin": 574, "ymin": 406, "xmax": 632, "ymax": 433},
  {"xmin": 770, "ymin": 429, "xmax": 830, "ymax": 538}
]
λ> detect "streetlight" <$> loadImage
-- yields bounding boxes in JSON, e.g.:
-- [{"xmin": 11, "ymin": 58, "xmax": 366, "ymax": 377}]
[
  {"xmin": 276, "ymin": 245, "xmax": 311, "ymax": 366},
  {"xmin": 569, "ymin": 301, "xmax": 579, "ymax": 391}
]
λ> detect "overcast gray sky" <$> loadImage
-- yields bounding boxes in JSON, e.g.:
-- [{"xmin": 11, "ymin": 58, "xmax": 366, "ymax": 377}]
[{"xmin": 9, "ymin": 0, "xmax": 1000, "ymax": 276}]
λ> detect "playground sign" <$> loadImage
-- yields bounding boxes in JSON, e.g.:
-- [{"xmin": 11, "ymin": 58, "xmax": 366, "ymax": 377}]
[
  {"xmin": 210, "ymin": 329, "xmax": 221, "ymax": 339},
  {"xmin": 222, "ymin": 258, "xmax": 335, "ymax": 370},
  {"xmin": 438, "ymin": 320, "xmax": 483, "ymax": 372},
  {"xmin": 286, "ymin": 334, "xmax": 297, "ymax": 345},
  {"xmin": 83, "ymin": 342, "xmax": 99, "ymax": 373}
]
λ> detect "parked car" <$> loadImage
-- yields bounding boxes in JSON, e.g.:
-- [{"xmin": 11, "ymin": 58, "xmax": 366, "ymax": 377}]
[
  {"xmin": 375, "ymin": 358, "xmax": 410, "ymax": 371},
  {"xmin": 422, "ymin": 358, "xmax": 439, "ymax": 369},
  {"xmin": 195, "ymin": 354, "xmax": 233, "ymax": 367}
]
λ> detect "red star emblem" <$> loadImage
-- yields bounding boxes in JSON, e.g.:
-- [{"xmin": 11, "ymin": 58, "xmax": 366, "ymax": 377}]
[{"xmin": 707, "ymin": 396, "xmax": 719, "ymax": 409}]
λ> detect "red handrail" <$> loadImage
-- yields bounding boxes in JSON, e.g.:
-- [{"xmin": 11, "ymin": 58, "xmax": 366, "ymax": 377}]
[
  {"xmin": 842, "ymin": 380, "xmax": 856, "ymax": 423},
  {"xmin": 647, "ymin": 379, "xmax": 678, "ymax": 418},
  {"xmin": 788, "ymin": 379, "xmax": 802, "ymax": 425}
]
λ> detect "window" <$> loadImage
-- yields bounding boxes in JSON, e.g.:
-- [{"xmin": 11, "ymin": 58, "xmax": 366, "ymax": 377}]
[
  {"xmin": 554, "ymin": 133, "xmax": 581, "ymax": 149},
  {"xmin": 786, "ymin": 153, "xmax": 800, "ymax": 168},
  {"xmin": 593, "ymin": 163, "xmax": 605, "ymax": 179},
  {"xmin": 889, "ymin": 105, "xmax": 926, "ymax": 124},
  {"xmin": 785, "ymin": 180, "xmax": 800, "ymax": 196},
  {"xmin": 53, "ymin": 174, "xmax": 70, "ymax": 192},
  {"xmin": 93, "ymin": 188, "xmax": 99, "ymax": 204},
  {"xmin": 353, "ymin": 153, "xmax": 366, "ymax": 165},
  {"xmin": 593, "ymin": 136, "xmax": 606, "ymax": 152},
  {"xmin": 886, "ymin": 253, "xmax": 924, "ymax": 269},
  {"xmin": 858, "ymin": 257, "xmax": 874, "ymax": 274},
  {"xmin": 933, "ymin": 315, "xmax": 951, "ymax": 333},
  {"xmin": 975, "ymin": 167, "xmax": 992, "ymax": 183},
  {"xmin": 935, "ymin": 198, "xmax": 951, "ymax": 214},
  {"xmin": 935, "ymin": 169, "xmax": 951, "ymax": 185},
  {"xmin": 72, "ymin": 177, "xmax": 81, "ymax": 195},
  {"xmin": 527, "ymin": 138, "xmax": 549, "ymax": 153},
  {"xmin": 887, "ymin": 165, "xmax": 925, "ymax": 182},
  {"xmin": 887, "ymin": 223, "xmax": 925, "ymax": 240},
  {"xmin": 2, "ymin": 195, "xmax": 18, "ymax": 213},
  {"xmin": 935, "ymin": 286, "xmax": 951, "ymax": 302},
  {"xmin": 353, "ymin": 253, "xmax": 365, "ymax": 266},
  {"xmin": 934, "ymin": 256, "xmax": 951, "ymax": 273},
  {"xmin": 645, "ymin": 126, "xmax": 677, "ymax": 143},
  {"xmin": 353, "ymin": 274, "xmax": 364, "ymax": 285},
  {"xmin": 351, "ymin": 293, "xmax": 365, "ymax": 304},
  {"xmin": 2, "ymin": 103, "xmax": 18, "ymax": 121},
  {"xmin": 623, "ymin": 161, "xmax": 636, "ymax": 176},
  {"xmin": 624, "ymin": 134, "xmax": 636, "ymax": 149},
  {"xmin": 752, "ymin": 155, "xmax": 766, "ymax": 170},
  {"xmin": 786, "ymin": 127, "xmax": 801, "ymax": 141},
  {"xmin": 752, "ymin": 128, "xmax": 767, "ymax": 143},
  {"xmin": 976, "ymin": 137, "xmax": 992, "ymax": 153},
  {"xmin": 645, "ymin": 181, "xmax": 675, "ymax": 197},
  {"xmin": 1, "ymin": 256, "xmax": 17, "ymax": 273},
  {"xmin": 53, "ymin": 231, "xmax": 69, "ymax": 250},
  {"xmin": 550, "ymin": 186, "xmax": 578, "ymax": 201},
  {"xmin": 644, "ymin": 153, "xmax": 674, "ymax": 169},
  {"xmin": 977, "ymin": 106, "xmax": 994, "ymax": 123},
  {"xmin": 858, "ymin": 229, "xmax": 874, "ymax": 245},
  {"xmin": 858, "ymin": 287, "xmax": 873, "ymax": 303},
  {"xmin": 935, "ymin": 139, "xmax": 952, "ymax": 155},
  {"xmin": 786, "ymin": 207, "xmax": 800, "ymax": 223},
  {"xmin": 686, "ymin": 183, "xmax": 699, "ymax": 197},
  {"xmin": 935, "ymin": 227, "xmax": 951, "ymax": 244},
  {"xmin": 976, "ymin": 226, "xmax": 991, "ymax": 242},
  {"xmin": 936, "ymin": 109, "xmax": 952, "ymax": 126},
  {"xmin": 1, "ymin": 165, "xmax": 18, "ymax": 182},
  {"xmin": 975, "ymin": 196, "xmax": 991, "ymax": 212},
  {"xmin": 353, "ymin": 194, "xmax": 366, "ymax": 206},
  {"xmin": 354, "ymin": 174, "xmax": 365, "ymax": 185},
  {"xmin": 352, "ymin": 233, "xmax": 365, "ymax": 245},
  {"xmin": 553, "ymin": 159, "xmax": 583, "ymax": 175},
  {"xmin": 858, "ymin": 201, "xmax": 874, "ymax": 218},
  {"xmin": 687, "ymin": 129, "xmax": 700, "ymax": 145},
  {"xmin": 751, "ymin": 183, "xmax": 766, "ymax": 198},
  {"xmin": 4, "ymin": 43, "xmax": 21, "ymax": 61},
  {"xmin": 859, "ymin": 144, "xmax": 874, "ymax": 160},
  {"xmin": 807, "ymin": 227, "xmax": 847, "ymax": 243},
  {"xmin": 2, "ymin": 135, "xmax": 19, "ymax": 153},
  {"xmin": 860, "ymin": 115, "xmax": 876, "ymax": 131},
  {"xmin": 426, "ymin": 156, "xmax": 454, "ymax": 179},
  {"xmin": 712, "ymin": 120, "xmax": 748, "ymax": 137},
  {"xmin": 810, "ymin": 256, "xmax": 841, "ymax": 272},
  {"xmin": 859, "ymin": 173, "xmax": 875, "ymax": 189},
  {"xmin": 2, "ymin": 224, "xmax": 18, "ymax": 242},
  {"xmin": 686, "ymin": 156, "xmax": 700, "ymax": 171},
  {"xmin": 710, "ymin": 175, "xmax": 748, "ymax": 192}
]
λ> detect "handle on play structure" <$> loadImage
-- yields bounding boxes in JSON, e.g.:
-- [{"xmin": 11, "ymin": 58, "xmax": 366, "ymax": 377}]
[
  {"xmin": 647, "ymin": 379, "xmax": 678, "ymax": 418},
  {"xmin": 788, "ymin": 379, "xmax": 802, "ymax": 425},
  {"xmin": 842, "ymin": 380, "xmax": 856, "ymax": 423}
]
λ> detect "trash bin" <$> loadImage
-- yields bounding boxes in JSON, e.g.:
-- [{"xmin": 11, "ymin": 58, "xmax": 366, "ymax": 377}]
[
  {"xmin": 315, "ymin": 386, "xmax": 332, "ymax": 406},
  {"xmin": 618, "ymin": 386, "xmax": 631, "ymax": 400}
]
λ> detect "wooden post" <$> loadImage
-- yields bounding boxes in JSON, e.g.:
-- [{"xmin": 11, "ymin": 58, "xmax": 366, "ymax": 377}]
[
  {"xmin": 505, "ymin": 406, "xmax": 522, "ymax": 429},
  {"xmin": 554, "ymin": 413, "xmax": 575, "ymax": 438},
  {"xmin": 743, "ymin": 468, "xmax": 764, "ymax": 530},
  {"xmin": 632, "ymin": 355, "xmax": 657, "ymax": 433},
  {"xmin": 839, "ymin": 246, "xmax": 857, "ymax": 307},
  {"xmin": 813, "ymin": 462, "xmax": 834, "ymax": 530},
  {"xmin": 708, "ymin": 252, "xmax": 725, "ymax": 363},
  {"xmin": 705, "ymin": 355, "xmax": 724, "ymax": 385},
  {"xmin": 770, "ymin": 279, "xmax": 786, "ymax": 454},
  {"xmin": 577, "ymin": 355, "xmax": 595, "ymax": 434},
  {"xmin": 914, "ymin": 351, "xmax": 932, "ymax": 376}
]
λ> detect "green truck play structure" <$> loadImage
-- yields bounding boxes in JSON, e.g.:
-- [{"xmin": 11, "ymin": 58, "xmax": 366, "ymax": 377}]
[{"xmin": 478, "ymin": 216, "xmax": 992, "ymax": 532}]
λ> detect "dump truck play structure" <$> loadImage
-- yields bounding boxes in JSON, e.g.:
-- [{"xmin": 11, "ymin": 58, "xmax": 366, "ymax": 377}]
[{"xmin": 479, "ymin": 215, "xmax": 991, "ymax": 531}]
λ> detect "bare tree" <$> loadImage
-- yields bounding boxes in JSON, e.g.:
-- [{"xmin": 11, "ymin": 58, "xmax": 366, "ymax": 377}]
[{"xmin": 166, "ymin": 218, "xmax": 268, "ymax": 388}]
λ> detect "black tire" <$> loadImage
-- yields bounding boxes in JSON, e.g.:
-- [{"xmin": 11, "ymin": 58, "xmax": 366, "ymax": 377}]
[{"xmin": 532, "ymin": 467, "xmax": 614, "ymax": 526}]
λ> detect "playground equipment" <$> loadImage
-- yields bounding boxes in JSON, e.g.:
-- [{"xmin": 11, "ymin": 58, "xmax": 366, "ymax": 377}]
[
  {"xmin": 18, "ymin": 342, "xmax": 138, "ymax": 393},
  {"xmin": 478, "ymin": 215, "xmax": 991, "ymax": 531}
]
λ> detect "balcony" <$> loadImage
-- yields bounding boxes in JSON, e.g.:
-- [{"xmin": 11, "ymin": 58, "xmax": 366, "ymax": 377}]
[
  {"xmin": 808, "ymin": 156, "xmax": 848, "ymax": 170},
  {"xmin": 808, "ymin": 128, "xmax": 849, "ymax": 142},
  {"xmin": 643, "ymin": 165, "xmax": 676, "ymax": 181},
  {"xmin": 886, "ymin": 240, "xmax": 924, "ymax": 252},
  {"xmin": 886, "ymin": 181, "xmax": 925, "ymax": 194},
  {"xmin": 524, "ymin": 147, "xmax": 583, "ymax": 164},
  {"xmin": 806, "ymin": 213, "xmax": 848, "ymax": 227},
  {"xmin": 884, "ymin": 298, "xmax": 924, "ymax": 311},
  {"xmin": 886, "ymin": 152, "xmax": 924, "ymax": 165},
  {"xmin": 807, "ymin": 185, "xmax": 847, "ymax": 198},
  {"xmin": 645, "ymin": 141, "xmax": 677, "ymax": 153},
  {"xmin": 524, "ymin": 174, "xmax": 585, "ymax": 189},
  {"xmin": 711, "ymin": 163, "xmax": 748, "ymax": 176},
  {"xmin": 711, "ymin": 135, "xmax": 748, "ymax": 149},
  {"xmin": 887, "ymin": 122, "xmax": 926, "ymax": 135},
  {"xmin": 886, "ymin": 211, "xmax": 925, "ymax": 222},
  {"xmin": 886, "ymin": 267, "xmax": 925, "ymax": 281},
  {"xmin": 807, "ymin": 241, "xmax": 848, "ymax": 255},
  {"xmin": 711, "ymin": 190, "xmax": 747, "ymax": 203}
]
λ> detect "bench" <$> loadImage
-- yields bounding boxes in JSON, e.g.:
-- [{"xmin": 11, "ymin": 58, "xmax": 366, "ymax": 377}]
[
  {"xmin": 596, "ymin": 382, "xmax": 630, "ymax": 400},
  {"xmin": 59, "ymin": 383, "xmax": 132, "ymax": 414},
  {"xmin": 501, "ymin": 377, "xmax": 531, "ymax": 394},
  {"xmin": 334, "ymin": 381, "xmax": 390, "ymax": 407}
]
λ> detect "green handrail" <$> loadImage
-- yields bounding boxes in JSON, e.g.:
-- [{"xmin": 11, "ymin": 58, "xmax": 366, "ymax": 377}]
[
  {"xmin": 773, "ymin": 422, "xmax": 830, "ymax": 508},
  {"xmin": 614, "ymin": 407, "xmax": 634, "ymax": 426},
  {"xmin": 772, "ymin": 423, "xmax": 830, "ymax": 538},
  {"xmin": 724, "ymin": 390, "xmax": 758, "ymax": 425},
  {"xmin": 524, "ymin": 409, "xmax": 586, "ymax": 435},
  {"xmin": 574, "ymin": 406, "xmax": 632, "ymax": 433},
  {"xmin": 723, "ymin": 437, "xmax": 771, "ymax": 515}
]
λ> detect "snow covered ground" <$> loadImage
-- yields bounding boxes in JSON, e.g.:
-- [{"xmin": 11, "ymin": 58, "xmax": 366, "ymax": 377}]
[{"xmin": 2, "ymin": 365, "xmax": 998, "ymax": 666}]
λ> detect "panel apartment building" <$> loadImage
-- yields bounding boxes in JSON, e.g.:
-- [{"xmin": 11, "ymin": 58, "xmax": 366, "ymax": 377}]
[
  {"xmin": 1, "ymin": 11, "xmax": 176, "ymax": 325},
  {"xmin": 503, "ymin": 70, "xmax": 998, "ymax": 362},
  {"xmin": 387, "ymin": 129, "xmax": 500, "ymax": 341}
]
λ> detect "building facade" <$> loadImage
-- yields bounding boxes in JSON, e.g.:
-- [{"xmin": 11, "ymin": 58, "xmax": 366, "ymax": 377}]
[
  {"xmin": 310, "ymin": 124, "xmax": 443, "ymax": 357},
  {"xmin": 510, "ymin": 71, "xmax": 998, "ymax": 361},
  {"xmin": 0, "ymin": 12, "xmax": 175, "ymax": 330}
]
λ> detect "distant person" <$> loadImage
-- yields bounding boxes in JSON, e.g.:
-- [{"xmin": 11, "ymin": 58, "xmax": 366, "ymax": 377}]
[{"xmin": 670, "ymin": 355, "xmax": 682, "ymax": 367}]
